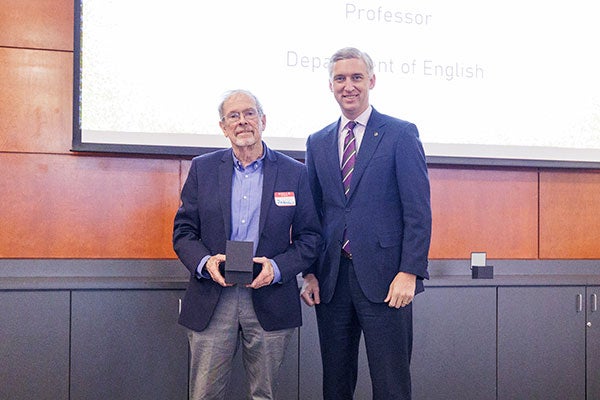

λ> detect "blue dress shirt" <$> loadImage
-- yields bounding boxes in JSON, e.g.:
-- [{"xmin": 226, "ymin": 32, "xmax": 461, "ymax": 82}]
[{"xmin": 197, "ymin": 151, "xmax": 281, "ymax": 283}]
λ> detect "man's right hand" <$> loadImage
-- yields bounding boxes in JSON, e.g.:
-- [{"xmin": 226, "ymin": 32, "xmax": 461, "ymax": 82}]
[
  {"xmin": 300, "ymin": 273, "xmax": 321, "ymax": 306},
  {"xmin": 205, "ymin": 254, "xmax": 232, "ymax": 287}
]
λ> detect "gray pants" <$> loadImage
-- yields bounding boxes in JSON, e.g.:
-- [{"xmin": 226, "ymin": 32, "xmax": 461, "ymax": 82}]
[{"xmin": 187, "ymin": 285, "xmax": 294, "ymax": 400}]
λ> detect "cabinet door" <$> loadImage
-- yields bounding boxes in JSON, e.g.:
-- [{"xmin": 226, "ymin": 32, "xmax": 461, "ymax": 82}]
[
  {"xmin": 412, "ymin": 286, "xmax": 497, "ymax": 400},
  {"xmin": 588, "ymin": 286, "xmax": 600, "ymax": 400},
  {"xmin": 70, "ymin": 290, "xmax": 188, "ymax": 400},
  {"xmin": 0, "ymin": 291, "xmax": 70, "ymax": 400},
  {"xmin": 498, "ymin": 286, "xmax": 586, "ymax": 400}
]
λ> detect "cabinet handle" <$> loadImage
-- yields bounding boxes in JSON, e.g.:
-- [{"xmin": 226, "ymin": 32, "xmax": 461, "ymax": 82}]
[
  {"xmin": 592, "ymin": 294, "xmax": 598, "ymax": 312},
  {"xmin": 179, "ymin": 298, "xmax": 182, "ymax": 315},
  {"xmin": 577, "ymin": 294, "xmax": 583, "ymax": 312}
]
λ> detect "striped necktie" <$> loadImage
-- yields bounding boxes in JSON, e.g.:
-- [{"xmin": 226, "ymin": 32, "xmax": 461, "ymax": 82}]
[
  {"xmin": 341, "ymin": 121, "xmax": 356, "ymax": 255},
  {"xmin": 341, "ymin": 121, "xmax": 357, "ymax": 197}
]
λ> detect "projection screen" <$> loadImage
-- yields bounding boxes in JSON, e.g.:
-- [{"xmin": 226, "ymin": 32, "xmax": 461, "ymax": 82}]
[{"xmin": 73, "ymin": 0, "xmax": 600, "ymax": 167}]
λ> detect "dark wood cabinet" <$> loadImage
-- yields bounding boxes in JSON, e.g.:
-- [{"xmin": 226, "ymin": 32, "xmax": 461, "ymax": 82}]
[
  {"xmin": 70, "ymin": 290, "xmax": 189, "ymax": 400},
  {"xmin": 3, "ymin": 269, "xmax": 600, "ymax": 400},
  {"xmin": 412, "ymin": 286, "xmax": 497, "ymax": 400},
  {"xmin": 497, "ymin": 286, "xmax": 586, "ymax": 400},
  {"xmin": 0, "ymin": 291, "xmax": 70, "ymax": 400},
  {"xmin": 586, "ymin": 286, "xmax": 600, "ymax": 400}
]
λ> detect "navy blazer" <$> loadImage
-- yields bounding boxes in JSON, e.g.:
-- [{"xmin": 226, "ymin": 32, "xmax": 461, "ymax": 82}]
[
  {"xmin": 305, "ymin": 108, "xmax": 432, "ymax": 303},
  {"xmin": 173, "ymin": 145, "xmax": 321, "ymax": 332}
]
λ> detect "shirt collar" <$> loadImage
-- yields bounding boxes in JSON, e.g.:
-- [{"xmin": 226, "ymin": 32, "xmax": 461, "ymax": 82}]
[
  {"xmin": 232, "ymin": 147, "xmax": 266, "ymax": 172},
  {"xmin": 340, "ymin": 105, "xmax": 373, "ymax": 131}
]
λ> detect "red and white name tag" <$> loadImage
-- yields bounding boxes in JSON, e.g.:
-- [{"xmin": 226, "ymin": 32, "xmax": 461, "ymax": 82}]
[{"xmin": 274, "ymin": 191, "xmax": 296, "ymax": 206}]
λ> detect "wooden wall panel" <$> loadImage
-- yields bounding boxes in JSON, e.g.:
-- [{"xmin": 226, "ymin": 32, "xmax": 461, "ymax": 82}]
[
  {"xmin": 539, "ymin": 170, "xmax": 600, "ymax": 258},
  {"xmin": 428, "ymin": 167, "xmax": 539, "ymax": 259},
  {"xmin": 0, "ymin": 47, "xmax": 73, "ymax": 153},
  {"xmin": 1, "ymin": 0, "xmax": 598, "ymax": 262},
  {"xmin": 0, "ymin": 0, "xmax": 73, "ymax": 50},
  {"xmin": 0, "ymin": 153, "xmax": 180, "ymax": 258}
]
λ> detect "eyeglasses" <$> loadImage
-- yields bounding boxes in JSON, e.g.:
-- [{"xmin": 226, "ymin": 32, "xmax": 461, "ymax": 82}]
[{"xmin": 222, "ymin": 108, "xmax": 260, "ymax": 124}]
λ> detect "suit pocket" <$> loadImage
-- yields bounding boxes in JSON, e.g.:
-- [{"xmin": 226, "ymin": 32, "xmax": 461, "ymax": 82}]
[{"xmin": 378, "ymin": 231, "xmax": 402, "ymax": 248}]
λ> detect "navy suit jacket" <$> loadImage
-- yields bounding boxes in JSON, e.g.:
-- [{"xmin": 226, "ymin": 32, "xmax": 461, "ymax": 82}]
[
  {"xmin": 305, "ymin": 108, "xmax": 432, "ymax": 303},
  {"xmin": 173, "ymin": 145, "xmax": 321, "ymax": 332}
]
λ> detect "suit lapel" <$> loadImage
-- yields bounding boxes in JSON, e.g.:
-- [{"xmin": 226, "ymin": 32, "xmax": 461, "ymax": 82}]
[
  {"xmin": 324, "ymin": 120, "xmax": 346, "ymax": 200},
  {"xmin": 259, "ymin": 147, "xmax": 277, "ymax": 238},
  {"xmin": 219, "ymin": 150, "xmax": 234, "ymax": 238},
  {"xmin": 347, "ymin": 111, "xmax": 385, "ymax": 200}
]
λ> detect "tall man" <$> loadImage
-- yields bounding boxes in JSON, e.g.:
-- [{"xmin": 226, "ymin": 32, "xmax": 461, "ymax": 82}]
[
  {"xmin": 301, "ymin": 47, "xmax": 432, "ymax": 399},
  {"xmin": 174, "ymin": 90, "xmax": 321, "ymax": 400}
]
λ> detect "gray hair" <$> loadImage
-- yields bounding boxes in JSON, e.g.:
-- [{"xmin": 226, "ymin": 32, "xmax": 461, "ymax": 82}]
[
  {"xmin": 218, "ymin": 89, "xmax": 265, "ymax": 120},
  {"xmin": 328, "ymin": 47, "xmax": 375, "ymax": 80}
]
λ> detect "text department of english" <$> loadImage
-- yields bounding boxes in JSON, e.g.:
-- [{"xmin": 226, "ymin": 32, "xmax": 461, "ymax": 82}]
[{"xmin": 286, "ymin": 52, "xmax": 485, "ymax": 81}]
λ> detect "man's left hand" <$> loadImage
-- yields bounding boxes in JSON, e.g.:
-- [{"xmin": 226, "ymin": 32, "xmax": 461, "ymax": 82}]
[
  {"xmin": 247, "ymin": 256, "xmax": 274, "ymax": 289},
  {"xmin": 384, "ymin": 272, "xmax": 416, "ymax": 308}
]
